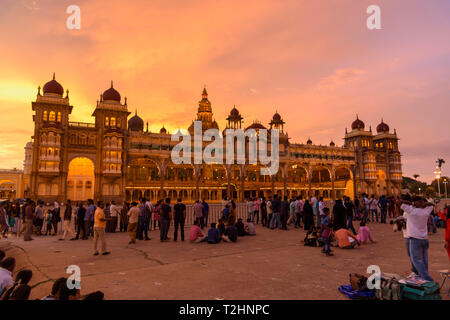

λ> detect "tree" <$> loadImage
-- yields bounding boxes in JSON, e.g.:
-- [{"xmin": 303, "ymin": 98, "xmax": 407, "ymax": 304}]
[
  {"xmin": 437, "ymin": 158, "xmax": 445, "ymax": 169},
  {"xmin": 413, "ymin": 174, "xmax": 420, "ymax": 180}
]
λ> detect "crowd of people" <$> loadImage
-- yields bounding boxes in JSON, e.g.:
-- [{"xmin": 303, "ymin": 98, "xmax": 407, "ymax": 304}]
[{"xmin": 0, "ymin": 192, "xmax": 449, "ymax": 299}]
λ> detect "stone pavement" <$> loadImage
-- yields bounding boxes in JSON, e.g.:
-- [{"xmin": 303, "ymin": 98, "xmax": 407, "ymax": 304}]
[{"xmin": 1, "ymin": 223, "xmax": 448, "ymax": 300}]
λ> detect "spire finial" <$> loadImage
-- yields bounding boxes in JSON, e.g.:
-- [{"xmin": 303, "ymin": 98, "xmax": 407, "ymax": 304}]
[
  {"xmin": 381, "ymin": 117, "xmax": 384, "ymax": 123},
  {"xmin": 111, "ymin": 80, "xmax": 113, "ymax": 88},
  {"xmin": 52, "ymin": 72, "xmax": 55, "ymax": 80},
  {"xmin": 65, "ymin": 89, "xmax": 69, "ymax": 99},
  {"xmin": 356, "ymin": 114, "xmax": 359, "ymax": 119},
  {"xmin": 100, "ymin": 94, "xmax": 103, "ymax": 102},
  {"xmin": 124, "ymin": 97, "xmax": 127, "ymax": 105},
  {"xmin": 135, "ymin": 109, "xmax": 137, "ymax": 116},
  {"xmin": 37, "ymin": 86, "xmax": 41, "ymax": 96}
]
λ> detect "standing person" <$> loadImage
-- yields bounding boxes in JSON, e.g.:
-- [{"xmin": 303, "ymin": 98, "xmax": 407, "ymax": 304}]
[
  {"xmin": 44, "ymin": 210, "xmax": 53, "ymax": 235},
  {"xmin": 388, "ymin": 197, "xmax": 396, "ymax": 219},
  {"xmin": 370, "ymin": 195, "xmax": 379, "ymax": 223},
  {"xmin": 51, "ymin": 203, "xmax": 60, "ymax": 236},
  {"xmin": 254, "ymin": 198, "xmax": 261, "ymax": 224},
  {"xmin": 136, "ymin": 198, "xmax": 146, "ymax": 240},
  {"xmin": 0, "ymin": 202, "xmax": 8, "ymax": 238},
  {"xmin": 287, "ymin": 198, "xmax": 296, "ymax": 226},
  {"xmin": 353, "ymin": 197, "xmax": 360, "ymax": 220},
  {"xmin": 320, "ymin": 208, "xmax": 333, "ymax": 256},
  {"xmin": 12, "ymin": 201, "xmax": 20, "ymax": 234},
  {"xmin": 247, "ymin": 198, "xmax": 254, "ymax": 222},
  {"xmin": 173, "ymin": 198, "xmax": 186, "ymax": 242},
  {"xmin": 127, "ymin": 202, "xmax": 140, "ymax": 244},
  {"xmin": 152, "ymin": 200, "xmax": 162, "ymax": 230},
  {"xmin": 378, "ymin": 195, "xmax": 388, "ymax": 224},
  {"xmin": 400, "ymin": 197, "xmax": 435, "ymax": 281},
  {"xmin": 363, "ymin": 193, "xmax": 370, "ymax": 223},
  {"xmin": 294, "ymin": 196, "xmax": 304, "ymax": 228},
  {"xmin": 72, "ymin": 202, "xmax": 86, "ymax": 240},
  {"xmin": 193, "ymin": 200, "xmax": 204, "ymax": 229},
  {"xmin": 120, "ymin": 202, "xmax": 129, "ymax": 232},
  {"xmin": 202, "ymin": 199, "xmax": 209, "ymax": 228},
  {"xmin": 260, "ymin": 197, "xmax": 267, "ymax": 227},
  {"xmin": 34, "ymin": 201, "xmax": 45, "ymax": 236},
  {"xmin": 302, "ymin": 200, "xmax": 314, "ymax": 230},
  {"xmin": 159, "ymin": 198, "xmax": 172, "ymax": 242},
  {"xmin": 311, "ymin": 195, "xmax": 318, "ymax": 219},
  {"xmin": 23, "ymin": 200, "xmax": 35, "ymax": 241},
  {"xmin": 344, "ymin": 197, "xmax": 356, "ymax": 234},
  {"xmin": 60, "ymin": 200, "xmax": 74, "ymax": 240},
  {"xmin": 109, "ymin": 201, "xmax": 120, "ymax": 233},
  {"xmin": 436, "ymin": 207, "xmax": 450, "ymax": 261},
  {"xmin": 229, "ymin": 200, "xmax": 237, "ymax": 225},
  {"xmin": 85, "ymin": 199, "xmax": 95, "ymax": 238},
  {"xmin": 270, "ymin": 195, "xmax": 281, "ymax": 230},
  {"xmin": 93, "ymin": 201, "xmax": 110, "ymax": 256},
  {"xmin": 280, "ymin": 196, "xmax": 289, "ymax": 230},
  {"xmin": 266, "ymin": 197, "xmax": 273, "ymax": 229},
  {"xmin": 103, "ymin": 202, "xmax": 111, "ymax": 233},
  {"xmin": 317, "ymin": 197, "xmax": 325, "ymax": 228},
  {"xmin": 332, "ymin": 199, "xmax": 346, "ymax": 231}
]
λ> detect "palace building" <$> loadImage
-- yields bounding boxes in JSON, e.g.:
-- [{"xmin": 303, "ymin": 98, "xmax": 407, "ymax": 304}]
[{"xmin": 18, "ymin": 74, "xmax": 403, "ymax": 203}]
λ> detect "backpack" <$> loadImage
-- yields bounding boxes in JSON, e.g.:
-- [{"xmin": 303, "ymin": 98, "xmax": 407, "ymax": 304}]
[
  {"xmin": 376, "ymin": 278, "xmax": 401, "ymax": 300},
  {"xmin": 349, "ymin": 273, "xmax": 369, "ymax": 291},
  {"xmin": 400, "ymin": 281, "xmax": 441, "ymax": 300}
]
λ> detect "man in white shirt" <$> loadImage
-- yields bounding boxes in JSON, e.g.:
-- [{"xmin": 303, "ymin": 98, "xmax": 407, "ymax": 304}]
[
  {"xmin": 370, "ymin": 195, "xmax": 379, "ymax": 223},
  {"xmin": 400, "ymin": 197, "xmax": 435, "ymax": 281},
  {"xmin": 317, "ymin": 197, "xmax": 325, "ymax": 227},
  {"xmin": 0, "ymin": 257, "xmax": 15, "ymax": 295},
  {"xmin": 109, "ymin": 200, "xmax": 121, "ymax": 233}
]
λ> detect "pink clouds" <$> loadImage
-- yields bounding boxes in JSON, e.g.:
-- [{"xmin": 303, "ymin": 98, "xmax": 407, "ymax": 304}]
[{"xmin": 0, "ymin": 0, "xmax": 449, "ymax": 182}]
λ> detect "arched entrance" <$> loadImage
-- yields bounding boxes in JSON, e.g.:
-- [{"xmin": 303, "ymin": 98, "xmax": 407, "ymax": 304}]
[
  {"xmin": 67, "ymin": 157, "xmax": 95, "ymax": 201},
  {"xmin": 376, "ymin": 169, "xmax": 387, "ymax": 196},
  {"xmin": 0, "ymin": 180, "xmax": 16, "ymax": 199}
]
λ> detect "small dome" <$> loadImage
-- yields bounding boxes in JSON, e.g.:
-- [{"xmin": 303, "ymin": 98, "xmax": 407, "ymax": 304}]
[
  {"xmin": 43, "ymin": 73, "xmax": 64, "ymax": 96},
  {"xmin": 351, "ymin": 115, "xmax": 365, "ymax": 130},
  {"xmin": 230, "ymin": 107, "xmax": 239, "ymax": 117},
  {"xmin": 376, "ymin": 119, "xmax": 390, "ymax": 133},
  {"xmin": 245, "ymin": 121, "xmax": 266, "ymax": 131},
  {"xmin": 273, "ymin": 112, "xmax": 282, "ymax": 121},
  {"xmin": 330, "ymin": 140, "xmax": 335, "ymax": 146},
  {"xmin": 306, "ymin": 137, "xmax": 312, "ymax": 145},
  {"xmin": 128, "ymin": 111, "xmax": 144, "ymax": 132},
  {"xmin": 160, "ymin": 126, "xmax": 167, "ymax": 134},
  {"xmin": 103, "ymin": 81, "xmax": 121, "ymax": 102}
]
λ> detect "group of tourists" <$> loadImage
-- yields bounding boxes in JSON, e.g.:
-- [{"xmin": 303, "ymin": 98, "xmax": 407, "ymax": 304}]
[{"xmin": 0, "ymin": 249, "xmax": 104, "ymax": 300}]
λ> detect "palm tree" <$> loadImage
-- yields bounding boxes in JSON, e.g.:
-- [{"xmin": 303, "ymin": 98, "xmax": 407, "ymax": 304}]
[
  {"xmin": 437, "ymin": 158, "xmax": 445, "ymax": 169},
  {"xmin": 413, "ymin": 174, "xmax": 420, "ymax": 181}
]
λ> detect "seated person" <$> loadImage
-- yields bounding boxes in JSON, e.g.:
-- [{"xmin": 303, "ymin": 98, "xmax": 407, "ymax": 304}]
[
  {"xmin": 356, "ymin": 222, "xmax": 376, "ymax": 244},
  {"xmin": 189, "ymin": 220, "xmax": 207, "ymax": 243},
  {"xmin": 216, "ymin": 219, "xmax": 226, "ymax": 235},
  {"xmin": 222, "ymin": 205, "xmax": 230, "ymax": 221},
  {"xmin": 304, "ymin": 226, "xmax": 319, "ymax": 247},
  {"xmin": 335, "ymin": 228, "xmax": 360, "ymax": 249},
  {"xmin": 245, "ymin": 218, "xmax": 256, "ymax": 236},
  {"xmin": 223, "ymin": 223, "xmax": 238, "ymax": 242},
  {"xmin": 236, "ymin": 218, "xmax": 248, "ymax": 236},
  {"xmin": 1, "ymin": 269, "xmax": 33, "ymax": 300},
  {"xmin": 42, "ymin": 277, "xmax": 68, "ymax": 300},
  {"xmin": 207, "ymin": 223, "xmax": 221, "ymax": 244}
]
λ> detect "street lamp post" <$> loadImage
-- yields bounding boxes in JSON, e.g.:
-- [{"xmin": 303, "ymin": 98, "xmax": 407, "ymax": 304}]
[
  {"xmin": 433, "ymin": 166, "xmax": 441, "ymax": 198},
  {"xmin": 418, "ymin": 187, "xmax": 421, "ymax": 196},
  {"xmin": 444, "ymin": 178, "xmax": 448, "ymax": 199}
]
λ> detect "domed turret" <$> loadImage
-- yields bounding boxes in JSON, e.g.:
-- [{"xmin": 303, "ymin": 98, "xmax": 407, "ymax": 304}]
[
  {"xmin": 245, "ymin": 121, "xmax": 266, "ymax": 131},
  {"xmin": 376, "ymin": 118, "xmax": 390, "ymax": 133},
  {"xmin": 351, "ymin": 115, "xmax": 365, "ymax": 130},
  {"xmin": 306, "ymin": 137, "xmax": 312, "ymax": 145},
  {"xmin": 330, "ymin": 140, "xmax": 335, "ymax": 147},
  {"xmin": 160, "ymin": 126, "xmax": 167, "ymax": 134},
  {"xmin": 43, "ymin": 73, "xmax": 64, "ymax": 96},
  {"xmin": 103, "ymin": 81, "xmax": 121, "ymax": 103},
  {"xmin": 128, "ymin": 110, "xmax": 144, "ymax": 132}
]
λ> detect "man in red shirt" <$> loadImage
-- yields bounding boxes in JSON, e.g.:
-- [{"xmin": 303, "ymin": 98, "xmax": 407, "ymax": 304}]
[{"xmin": 437, "ymin": 206, "xmax": 450, "ymax": 261}]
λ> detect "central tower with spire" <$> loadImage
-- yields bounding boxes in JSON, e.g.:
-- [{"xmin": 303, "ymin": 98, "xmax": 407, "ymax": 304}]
[{"xmin": 188, "ymin": 87, "xmax": 219, "ymax": 134}]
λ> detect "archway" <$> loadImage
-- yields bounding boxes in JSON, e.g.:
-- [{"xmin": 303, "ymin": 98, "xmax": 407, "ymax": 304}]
[
  {"xmin": 335, "ymin": 166, "xmax": 354, "ymax": 199},
  {"xmin": 0, "ymin": 180, "xmax": 16, "ymax": 199},
  {"xmin": 376, "ymin": 169, "xmax": 387, "ymax": 196},
  {"xmin": 67, "ymin": 157, "xmax": 95, "ymax": 201}
]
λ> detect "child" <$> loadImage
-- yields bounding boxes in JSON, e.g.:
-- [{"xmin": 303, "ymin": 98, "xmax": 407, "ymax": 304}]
[
  {"xmin": 320, "ymin": 207, "xmax": 334, "ymax": 256},
  {"xmin": 45, "ymin": 210, "xmax": 53, "ymax": 235},
  {"xmin": 356, "ymin": 222, "xmax": 376, "ymax": 244},
  {"xmin": 304, "ymin": 226, "xmax": 319, "ymax": 247}
]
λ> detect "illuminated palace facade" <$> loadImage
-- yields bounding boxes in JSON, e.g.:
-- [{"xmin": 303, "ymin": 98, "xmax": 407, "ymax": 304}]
[{"xmin": 26, "ymin": 75, "xmax": 402, "ymax": 203}]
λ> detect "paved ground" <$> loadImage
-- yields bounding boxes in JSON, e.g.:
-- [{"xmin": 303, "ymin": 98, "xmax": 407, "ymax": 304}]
[{"xmin": 1, "ymin": 222, "xmax": 449, "ymax": 300}]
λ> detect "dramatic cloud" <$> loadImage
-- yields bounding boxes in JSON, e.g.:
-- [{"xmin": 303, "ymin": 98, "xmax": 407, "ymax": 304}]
[{"xmin": 0, "ymin": 0, "xmax": 449, "ymax": 183}]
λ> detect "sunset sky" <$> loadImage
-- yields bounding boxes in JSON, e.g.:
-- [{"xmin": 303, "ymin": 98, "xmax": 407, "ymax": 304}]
[{"xmin": 0, "ymin": 0, "xmax": 449, "ymax": 183}]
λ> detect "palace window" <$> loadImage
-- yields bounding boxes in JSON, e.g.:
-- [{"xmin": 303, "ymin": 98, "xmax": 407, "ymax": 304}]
[
  {"xmin": 43, "ymin": 110, "xmax": 48, "ymax": 121},
  {"xmin": 105, "ymin": 117, "xmax": 109, "ymax": 127},
  {"xmin": 117, "ymin": 119, "xmax": 121, "ymax": 128},
  {"xmin": 49, "ymin": 111, "xmax": 56, "ymax": 122},
  {"xmin": 57, "ymin": 112, "xmax": 62, "ymax": 123},
  {"xmin": 110, "ymin": 117, "xmax": 116, "ymax": 127}
]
